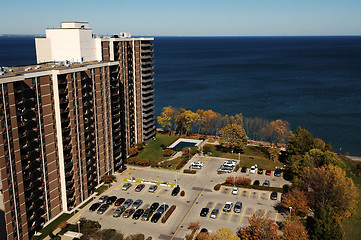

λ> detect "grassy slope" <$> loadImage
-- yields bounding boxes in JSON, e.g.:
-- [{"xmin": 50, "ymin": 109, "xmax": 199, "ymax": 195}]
[
  {"xmin": 207, "ymin": 144, "xmax": 283, "ymax": 170},
  {"xmin": 136, "ymin": 133, "xmax": 179, "ymax": 162},
  {"xmin": 341, "ymin": 156, "xmax": 361, "ymax": 240}
]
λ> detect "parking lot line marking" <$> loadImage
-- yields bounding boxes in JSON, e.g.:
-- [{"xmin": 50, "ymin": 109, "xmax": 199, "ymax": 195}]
[
  {"xmin": 275, "ymin": 213, "xmax": 278, "ymax": 222},
  {"xmin": 264, "ymin": 209, "xmax": 267, "ymax": 216},
  {"xmin": 248, "ymin": 191, "xmax": 251, "ymax": 198},
  {"xmin": 202, "ymin": 201, "xmax": 209, "ymax": 208},
  {"xmin": 170, "ymin": 188, "xmax": 205, "ymax": 240},
  {"xmin": 239, "ymin": 208, "xmax": 246, "ymax": 225},
  {"xmin": 257, "ymin": 192, "xmax": 261, "ymax": 200},
  {"xmin": 254, "ymin": 208, "xmax": 257, "ymax": 214},
  {"xmin": 227, "ymin": 212, "xmax": 233, "ymax": 223},
  {"xmin": 70, "ymin": 213, "xmax": 81, "ymax": 223},
  {"xmin": 216, "ymin": 212, "xmax": 221, "ymax": 221}
]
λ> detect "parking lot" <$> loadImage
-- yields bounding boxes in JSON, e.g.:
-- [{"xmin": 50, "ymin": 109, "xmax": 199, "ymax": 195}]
[{"xmin": 68, "ymin": 155, "xmax": 289, "ymax": 239}]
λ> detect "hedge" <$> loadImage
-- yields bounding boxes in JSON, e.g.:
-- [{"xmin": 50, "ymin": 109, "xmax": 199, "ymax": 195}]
[
  {"xmin": 161, "ymin": 205, "xmax": 176, "ymax": 223},
  {"xmin": 214, "ymin": 184, "xmax": 221, "ymax": 191},
  {"xmin": 175, "ymin": 157, "xmax": 188, "ymax": 169},
  {"xmin": 183, "ymin": 169, "xmax": 196, "ymax": 174}
]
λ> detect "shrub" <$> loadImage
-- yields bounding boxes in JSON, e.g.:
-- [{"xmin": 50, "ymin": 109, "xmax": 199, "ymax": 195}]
[
  {"xmin": 214, "ymin": 184, "xmax": 221, "ymax": 191},
  {"xmin": 181, "ymin": 147, "xmax": 197, "ymax": 157},
  {"xmin": 150, "ymin": 160, "xmax": 159, "ymax": 168},
  {"xmin": 127, "ymin": 157, "xmax": 150, "ymax": 166},
  {"xmin": 136, "ymin": 143, "xmax": 145, "ymax": 150},
  {"xmin": 180, "ymin": 190, "xmax": 185, "ymax": 197},
  {"xmin": 102, "ymin": 174, "xmax": 116, "ymax": 184},
  {"xmin": 129, "ymin": 147, "xmax": 139, "ymax": 157},
  {"xmin": 163, "ymin": 148, "xmax": 174, "ymax": 157},
  {"xmin": 183, "ymin": 169, "xmax": 196, "ymax": 174},
  {"xmin": 203, "ymin": 145, "xmax": 212, "ymax": 154},
  {"xmin": 236, "ymin": 177, "xmax": 251, "ymax": 186},
  {"xmin": 160, "ymin": 160, "xmax": 172, "ymax": 168},
  {"xmin": 161, "ymin": 205, "xmax": 176, "ymax": 223}
]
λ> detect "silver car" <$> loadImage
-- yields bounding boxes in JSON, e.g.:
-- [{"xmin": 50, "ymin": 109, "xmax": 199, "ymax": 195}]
[
  {"xmin": 98, "ymin": 195, "xmax": 109, "ymax": 203},
  {"xmin": 210, "ymin": 209, "xmax": 219, "ymax": 219},
  {"xmin": 113, "ymin": 206, "xmax": 126, "ymax": 218},
  {"xmin": 132, "ymin": 199, "xmax": 143, "ymax": 209},
  {"xmin": 148, "ymin": 185, "xmax": 158, "ymax": 193},
  {"xmin": 123, "ymin": 199, "xmax": 133, "ymax": 208}
]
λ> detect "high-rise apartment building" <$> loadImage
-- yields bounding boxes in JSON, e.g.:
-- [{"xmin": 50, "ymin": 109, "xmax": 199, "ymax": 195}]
[{"xmin": 0, "ymin": 22, "xmax": 155, "ymax": 240}]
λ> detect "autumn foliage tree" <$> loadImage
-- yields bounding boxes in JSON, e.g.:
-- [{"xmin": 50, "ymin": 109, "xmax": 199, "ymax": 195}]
[
  {"xmin": 211, "ymin": 228, "xmax": 240, "ymax": 240},
  {"xmin": 265, "ymin": 119, "xmax": 291, "ymax": 145},
  {"xmin": 219, "ymin": 123, "xmax": 248, "ymax": 152},
  {"xmin": 281, "ymin": 189, "xmax": 309, "ymax": 217},
  {"xmin": 157, "ymin": 106, "xmax": 178, "ymax": 131},
  {"xmin": 305, "ymin": 164, "xmax": 358, "ymax": 220},
  {"xmin": 237, "ymin": 210, "xmax": 280, "ymax": 240},
  {"xmin": 282, "ymin": 217, "xmax": 309, "ymax": 240}
]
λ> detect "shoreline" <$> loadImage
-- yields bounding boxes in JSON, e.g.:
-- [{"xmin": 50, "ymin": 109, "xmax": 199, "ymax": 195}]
[{"xmin": 347, "ymin": 156, "xmax": 361, "ymax": 161}]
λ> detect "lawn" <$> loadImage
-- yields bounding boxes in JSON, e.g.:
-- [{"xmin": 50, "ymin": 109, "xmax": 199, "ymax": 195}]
[
  {"xmin": 340, "ymin": 155, "xmax": 361, "ymax": 240},
  {"xmin": 134, "ymin": 133, "xmax": 179, "ymax": 162},
  {"xmin": 205, "ymin": 144, "xmax": 283, "ymax": 170}
]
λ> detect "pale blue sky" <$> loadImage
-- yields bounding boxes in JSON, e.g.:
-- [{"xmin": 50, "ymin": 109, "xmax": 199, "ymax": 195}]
[{"xmin": 1, "ymin": 0, "xmax": 361, "ymax": 36}]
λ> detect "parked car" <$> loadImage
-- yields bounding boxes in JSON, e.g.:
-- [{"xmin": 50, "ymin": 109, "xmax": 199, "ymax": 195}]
[
  {"xmin": 89, "ymin": 203, "xmax": 101, "ymax": 212},
  {"xmin": 132, "ymin": 209, "xmax": 144, "ymax": 220},
  {"xmin": 257, "ymin": 168, "xmax": 264, "ymax": 174},
  {"xmin": 200, "ymin": 208, "xmax": 209, "ymax": 217},
  {"xmin": 98, "ymin": 195, "xmax": 109, "ymax": 203},
  {"xmin": 135, "ymin": 184, "xmax": 145, "ymax": 192},
  {"xmin": 223, "ymin": 160, "xmax": 236, "ymax": 167},
  {"xmin": 113, "ymin": 206, "xmax": 126, "ymax": 218},
  {"xmin": 253, "ymin": 180, "xmax": 260, "ymax": 186},
  {"xmin": 271, "ymin": 192, "xmax": 278, "ymax": 200},
  {"xmin": 157, "ymin": 204, "xmax": 169, "ymax": 214},
  {"xmin": 148, "ymin": 185, "xmax": 158, "ymax": 193},
  {"xmin": 232, "ymin": 187, "xmax": 239, "ymax": 195},
  {"xmin": 217, "ymin": 166, "xmax": 232, "ymax": 173},
  {"xmin": 114, "ymin": 198, "xmax": 125, "ymax": 206},
  {"xmin": 223, "ymin": 202, "xmax": 233, "ymax": 212},
  {"xmin": 274, "ymin": 168, "xmax": 282, "ymax": 177},
  {"xmin": 122, "ymin": 183, "xmax": 132, "ymax": 190},
  {"xmin": 193, "ymin": 161, "xmax": 204, "ymax": 166},
  {"xmin": 123, "ymin": 208, "xmax": 135, "ymax": 218},
  {"xmin": 172, "ymin": 185, "xmax": 180, "ymax": 196},
  {"xmin": 150, "ymin": 202, "xmax": 160, "ymax": 212},
  {"xmin": 265, "ymin": 170, "xmax": 272, "ymax": 176},
  {"xmin": 151, "ymin": 212, "xmax": 162, "ymax": 223},
  {"xmin": 234, "ymin": 201, "xmax": 242, "ymax": 213},
  {"xmin": 190, "ymin": 164, "xmax": 201, "ymax": 169},
  {"xmin": 123, "ymin": 199, "xmax": 133, "ymax": 208},
  {"xmin": 97, "ymin": 204, "xmax": 109, "ymax": 214},
  {"xmin": 263, "ymin": 180, "xmax": 270, "ymax": 187},
  {"xmin": 250, "ymin": 166, "xmax": 257, "ymax": 174},
  {"xmin": 241, "ymin": 166, "xmax": 247, "ymax": 173},
  {"xmin": 210, "ymin": 209, "xmax": 219, "ymax": 219},
  {"xmin": 141, "ymin": 208, "xmax": 154, "ymax": 221},
  {"xmin": 132, "ymin": 199, "xmax": 143, "ymax": 209},
  {"xmin": 106, "ymin": 196, "xmax": 117, "ymax": 204}
]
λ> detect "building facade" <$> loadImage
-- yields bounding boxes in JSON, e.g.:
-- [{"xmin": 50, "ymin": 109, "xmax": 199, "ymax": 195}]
[{"xmin": 0, "ymin": 22, "xmax": 155, "ymax": 240}]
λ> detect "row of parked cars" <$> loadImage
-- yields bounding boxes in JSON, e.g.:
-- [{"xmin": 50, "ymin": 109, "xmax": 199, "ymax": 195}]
[
  {"xmin": 200, "ymin": 201, "xmax": 243, "ymax": 219},
  {"xmin": 217, "ymin": 160, "xmax": 237, "ymax": 173},
  {"xmin": 121, "ymin": 182, "xmax": 181, "ymax": 196},
  {"xmin": 189, "ymin": 161, "xmax": 204, "ymax": 169},
  {"xmin": 241, "ymin": 166, "xmax": 282, "ymax": 177},
  {"xmin": 89, "ymin": 195, "xmax": 170, "ymax": 223}
]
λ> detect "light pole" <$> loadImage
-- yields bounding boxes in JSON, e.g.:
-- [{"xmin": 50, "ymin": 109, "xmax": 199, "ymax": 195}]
[
  {"xmin": 238, "ymin": 153, "xmax": 240, "ymax": 161},
  {"xmin": 289, "ymin": 206, "xmax": 292, "ymax": 216},
  {"xmin": 233, "ymin": 172, "xmax": 236, "ymax": 187},
  {"xmin": 77, "ymin": 221, "xmax": 81, "ymax": 233},
  {"xmin": 188, "ymin": 147, "xmax": 190, "ymax": 160}
]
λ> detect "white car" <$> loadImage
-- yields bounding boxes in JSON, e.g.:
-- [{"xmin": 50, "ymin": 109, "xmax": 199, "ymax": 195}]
[
  {"xmin": 232, "ymin": 187, "xmax": 239, "ymax": 195},
  {"xmin": 190, "ymin": 164, "xmax": 201, "ymax": 169},
  {"xmin": 193, "ymin": 161, "xmax": 204, "ymax": 166},
  {"xmin": 223, "ymin": 160, "xmax": 236, "ymax": 167},
  {"xmin": 250, "ymin": 166, "xmax": 257, "ymax": 174}
]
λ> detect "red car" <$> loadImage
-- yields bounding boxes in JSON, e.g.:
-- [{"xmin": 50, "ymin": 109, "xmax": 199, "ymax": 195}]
[
  {"xmin": 265, "ymin": 170, "xmax": 272, "ymax": 176},
  {"xmin": 114, "ymin": 198, "xmax": 125, "ymax": 206}
]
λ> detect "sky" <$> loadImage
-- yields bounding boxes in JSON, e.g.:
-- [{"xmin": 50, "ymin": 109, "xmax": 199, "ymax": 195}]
[{"xmin": 1, "ymin": 0, "xmax": 361, "ymax": 36}]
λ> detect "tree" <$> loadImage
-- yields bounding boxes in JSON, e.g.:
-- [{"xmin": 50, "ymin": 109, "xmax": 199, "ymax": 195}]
[
  {"xmin": 128, "ymin": 147, "xmax": 139, "ymax": 157},
  {"xmin": 211, "ymin": 228, "xmax": 240, "ymax": 240},
  {"xmin": 126, "ymin": 234, "xmax": 145, "ymax": 240},
  {"xmin": 266, "ymin": 120, "xmax": 291, "ymax": 145},
  {"xmin": 310, "ymin": 207, "xmax": 345, "ymax": 240},
  {"xmin": 95, "ymin": 229, "xmax": 124, "ymax": 240},
  {"xmin": 202, "ymin": 110, "xmax": 222, "ymax": 135},
  {"xmin": 282, "ymin": 217, "xmax": 309, "ymax": 240},
  {"xmin": 237, "ymin": 210, "xmax": 280, "ymax": 240},
  {"xmin": 303, "ymin": 149, "xmax": 344, "ymax": 168},
  {"xmin": 157, "ymin": 106, "xmax": 178, "ymax": 131},
  {"xmin": 306, "ymin": 165, "xmax": 358, "ymax": 220},
  {"xmin": 181, "ymin": 110, "xmax": 200, "ymax": 135},
  {"xmin": 268, "ymin": 147, "xmax": 280, "ymax": 162},
  {"xmin": 281, "ymin": 189, "xmax": 309, "ymax": 217},
  {"xmin": 189, "ymin": 221, "xmax": 201, "ymax": 231},
  {"xmin": 243, "ymin": 117, "xmax": 270, "ymax": 141},
  {"xmin": 219, "ymin": 123, "xmax": 248, "ymax": 152},
  {"xmin": 287, "ymin": 127, "xmax": 315, "ymax": 156}
]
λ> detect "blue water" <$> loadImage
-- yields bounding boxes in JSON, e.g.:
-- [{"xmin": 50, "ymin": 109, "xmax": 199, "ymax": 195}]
[{"xmin": 1, "ymin": 36, "xmax": 361, "ymax": 156}]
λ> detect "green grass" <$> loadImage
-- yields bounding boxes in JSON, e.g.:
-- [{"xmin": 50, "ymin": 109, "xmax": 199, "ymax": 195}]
[
  {"xmin": 95, "ymin": 184, "xmax": 110, "ymax": 196},
  {"xmin": 32, "ymin": 213, "xmax": 74, "ymax": 240},
  {"xmin": 206, "ymin": 144, "xmax": 283, "ymax": 170},
  {"xmin": 134, "ymin": 133, "xmax": 179, "ymax": 162},
  {"xmin": 340, "ymin": 155, "xmax": 361, "ymax": 240}
]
